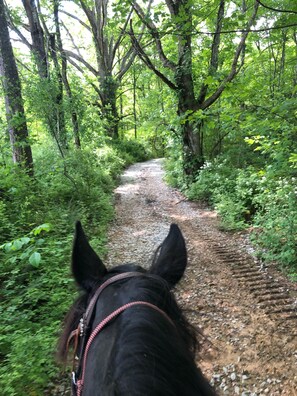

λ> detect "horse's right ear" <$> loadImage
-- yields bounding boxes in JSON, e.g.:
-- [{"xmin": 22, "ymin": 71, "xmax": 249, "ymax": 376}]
[
  {"xmin": 72, "ymin": 221, "xmax": 107, "ymax": 291},
  {"xmin": 150, "ymin": 224, "xmax": 187, "ymax": 288}
]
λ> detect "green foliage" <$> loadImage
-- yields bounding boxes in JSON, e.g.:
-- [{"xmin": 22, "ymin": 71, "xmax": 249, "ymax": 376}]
[
  {"xmin": 186, "ymin": 159, "xmax": 248, "ymax": 230},
  {"xmin": 185, "ymin": 158, "xmax": 297, "ymax": 269},
  {"xmin": 251, "ymin": 176, "xmax": 297, "ymax": 269},
  {"xmin": 111, "ymin": 139, "xmax": 149, "ymax": 165},
  {"xmin": 164, "ymin": 142, "xmax": 185, "ymax": 189},
  {"xmin": 0, "ymin": 137, "xmax": 148, "ymax": 395}
]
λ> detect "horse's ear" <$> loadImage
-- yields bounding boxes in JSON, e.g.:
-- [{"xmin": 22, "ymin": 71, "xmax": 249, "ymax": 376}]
[
  {"xmin": 150, "ymin": 224, "xmax": 187, "ymax": 288},
  {"xmin": 72, "ymin": 221, "xmax": 107, "ymax": 291}
]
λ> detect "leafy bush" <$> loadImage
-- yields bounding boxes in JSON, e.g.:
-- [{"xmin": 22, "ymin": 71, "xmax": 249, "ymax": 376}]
[
  {"xmin": 183, "ymin": 157, "xmax": 297, "ymax": 270},
  {"xmin": 0, "ymin": 139, "xmax": 148, "ymax": 395},
  {"xmin": 164, "ymin": 145, "xmax": 185, "ymax": 189},
  {"xmin": 186, "ymin": 159, "xmax": 237, "ymax": 203},
  {"xmin": 112, "ymin": 138, "xmax": 149, "ymax": 164},
  {"xmin": 251, "ymin": 176, "xmax": 297, "ymax": 269}
]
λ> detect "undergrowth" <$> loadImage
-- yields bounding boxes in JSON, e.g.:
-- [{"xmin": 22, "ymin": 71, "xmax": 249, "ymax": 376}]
[
  {"xmin": 0, "ymin": 139, "xmax": 149, "ymax": 395},
  {"xmin": 165, "ymin": 155, "xmax": 297, "ymax": 274}
]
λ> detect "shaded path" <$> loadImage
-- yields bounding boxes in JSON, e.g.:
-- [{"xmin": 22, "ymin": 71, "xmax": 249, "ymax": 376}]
[{"xmin": 105, "ymin": 159, "xmax": 297, "ymax": 396}]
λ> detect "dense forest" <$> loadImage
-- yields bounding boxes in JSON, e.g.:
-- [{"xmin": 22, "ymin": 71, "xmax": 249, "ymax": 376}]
[{"xmin": 0, "ymin": 0, "xmax": 296, "ymax": 394}]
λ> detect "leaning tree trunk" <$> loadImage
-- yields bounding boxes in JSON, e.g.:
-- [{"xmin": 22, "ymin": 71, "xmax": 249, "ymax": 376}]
[{"xmin": 0, "ymin": 0, "xmax": 33, "ymax": 175}]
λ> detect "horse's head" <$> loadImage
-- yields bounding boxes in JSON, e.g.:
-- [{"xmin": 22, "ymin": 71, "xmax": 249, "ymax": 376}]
[{"xmin": 58, "ymin": 222, "xmax": 216, "ymax": 395}]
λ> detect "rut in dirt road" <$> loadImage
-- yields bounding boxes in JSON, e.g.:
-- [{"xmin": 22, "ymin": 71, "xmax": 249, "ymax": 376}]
[{"xmin": 106, "ymin": 159, "xmax": 297, "ymax": 396}]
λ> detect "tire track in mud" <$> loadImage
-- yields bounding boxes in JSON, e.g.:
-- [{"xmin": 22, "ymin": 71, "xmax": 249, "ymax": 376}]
[{"xmin": 107, "ymin": 159, "xmax": 297, "ymax": 395}]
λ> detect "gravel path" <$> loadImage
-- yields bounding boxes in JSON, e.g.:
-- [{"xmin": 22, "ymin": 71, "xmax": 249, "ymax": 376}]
[{"xmin": 105, "ymin": 159, "xmax": 297, "ymax": 396}]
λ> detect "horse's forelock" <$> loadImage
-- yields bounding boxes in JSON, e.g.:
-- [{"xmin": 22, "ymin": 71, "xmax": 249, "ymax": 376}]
[{"xmin": 57, "ymin": 292, "xmax": 89, "ymax": 363}]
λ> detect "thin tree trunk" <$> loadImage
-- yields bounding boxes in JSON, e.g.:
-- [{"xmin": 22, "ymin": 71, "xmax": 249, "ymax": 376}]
[
  {"xmin": 133, "ymin": 67, "xmax": 137, "ymax": 139},
  {"xmin": 54, "ymin": 0, "xmax": 81, "ymax": 148},
  {"xmin": 100, "ymin": 75, "xmax": 119, "ymax": 139},
  {"xmin": 48, "ymin": 33, "xmax": 67, "ymax": 149}
]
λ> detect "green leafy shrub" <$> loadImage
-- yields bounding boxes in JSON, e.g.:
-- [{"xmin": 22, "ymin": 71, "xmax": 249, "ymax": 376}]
[
  {"xmin": 111, "ymin": 139, "xmax": 149, "ymax": 165},
  {"xmin": 186, "ymin": 159, "xmax": 237, "ymax": 203},
  {"xmin": 251, "ymin": 176, "xmax": 297, "ymax": 269},
  {"xmin": 183, "ymin": 157, "xmax": 297, "ymax": 269},
  {"xmin": 164, "ymin": 145, "xmax": 185, "ymax": 189},
  {"xmin": 0, "ymin": 224, "xmax": 70, "ymax": 396},
  {"xmin": 0, "ymin": 138, "xmax": 147, "ymax": 395}
]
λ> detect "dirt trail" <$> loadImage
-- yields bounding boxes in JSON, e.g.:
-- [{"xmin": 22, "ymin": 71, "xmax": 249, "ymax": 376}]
[{"xmin": 105, "ymin": 159, "xmax": 297, "ymax": 396}]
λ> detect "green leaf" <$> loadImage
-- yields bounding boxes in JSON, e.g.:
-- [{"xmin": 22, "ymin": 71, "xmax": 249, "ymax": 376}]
[
  {"xmin": 31, "ymin": 223, "xmax": 52, "ymax": 236},
  {"xmin": 12, "ymin": 240, "xmax": 23, "ymax": 250},
  {"xmin": 29, "ymin": 252, "xmax": 41, "ymax": 267},
  {"xmin": 204, "ymin": 75, "xmax": 216, "ymax": 85}
]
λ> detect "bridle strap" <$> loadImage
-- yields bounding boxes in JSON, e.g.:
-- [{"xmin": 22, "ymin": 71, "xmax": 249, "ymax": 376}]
[
  {"xmin": 84, "ymin": 272, "xmax": 146, "ymax": 329},
  {"xmin": 70, "ymin": 272, "xmax": 148, "ymax": 394},
  {"xmin": 68, "ymin": 273, "xmax": 145, "ymax": 389},
  {"xmin": 76, "ymin": 301, "xmax": 175, "ymax": 396},
  {"xmin": 67, "ymin": 328, "xmax": 80, "ymax": 370},
  {"xmin": 70, "ymin": 272, "xmax": 175, "ymax": 396}
]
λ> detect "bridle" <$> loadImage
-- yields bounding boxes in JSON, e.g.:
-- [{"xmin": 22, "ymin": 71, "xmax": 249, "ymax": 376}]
[{"xmin": 67, "ymin": 272, "xmax": 175, "ymax": 396}]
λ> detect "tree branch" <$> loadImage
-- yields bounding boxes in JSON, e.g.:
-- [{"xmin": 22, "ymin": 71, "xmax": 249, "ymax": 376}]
[
  {"xmin": 201, "ymin": 0, "xmax": 260, "ymax": 110},
  {"xmin": 61, "ymin": 20, "xmax": 84, "ymax": 58},
  {"xmin": 129, "ymin": 21, "xmax": 178, "ymax": 90},
  {"xmin": 64, "ymin": 49, "xmax": 98, "ymax": 76},
  {"xmin": 132, "ymin": 0, "xmax": 177, "ymax": 71},
  {"xmin": 197, "ymin": 0, "xmax": 225, "ymax": 105},
  {"xmin": 116, "ymin": 46, "xmax": 137, "ymax": 80},
  {"xmin": 256, "ymin": 0, "xmax": 297, "ymax": 14},
  {"xmin": 112, "ymin": 6, "xmax": 133, "ymax": 61},
  {"xmin": 59, "ymin": 9, "xmax": 92, "ymax": 31},
  {"xmin": 165, "ymin": 0, "xmax": 177, "ymax": 16},
  {"xmin": 4, "ymin": 4, "xmax": 33, "ymax": 50}
]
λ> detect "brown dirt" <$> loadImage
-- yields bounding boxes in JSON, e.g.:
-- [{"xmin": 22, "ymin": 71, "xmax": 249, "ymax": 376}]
[{"xmin": 105, "ymin": 159, "xmax": 297, "ymax": 396}]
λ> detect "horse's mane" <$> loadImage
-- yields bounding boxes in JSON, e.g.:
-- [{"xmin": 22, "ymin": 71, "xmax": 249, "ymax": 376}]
[{"xmin": 103, "ymin": 276, "xmax": 205, "ymax": 395}]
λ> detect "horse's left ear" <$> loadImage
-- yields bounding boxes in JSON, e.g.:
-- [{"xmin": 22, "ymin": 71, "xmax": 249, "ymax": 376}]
[
  {"xmin": 150, "ymin": 224, "xmax": 187, "ymax": 288},
  {"xmin": 72, "ymin": 221, "xmax": 107, "ymax": 291}
]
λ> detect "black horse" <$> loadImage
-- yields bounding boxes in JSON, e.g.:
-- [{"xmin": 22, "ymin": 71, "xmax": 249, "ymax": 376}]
[{"xmin": 58, "ymin": 221, "xmax": 216, "ymax": 395}]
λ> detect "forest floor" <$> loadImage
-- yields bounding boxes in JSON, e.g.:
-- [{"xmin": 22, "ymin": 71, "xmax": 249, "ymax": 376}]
[{"xmin": 104, "ymin": 159, "xmax": 297, "ymax": 396}]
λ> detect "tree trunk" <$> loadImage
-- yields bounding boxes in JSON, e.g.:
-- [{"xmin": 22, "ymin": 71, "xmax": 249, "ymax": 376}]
[
  {"xmin": 175, "ymin": 9, "xmax": 204, "ymax": 174},
  {"xmin": 133, "ymin": 67, "xmax": 137, "ymax": 139},
  {"xmin": 0, "ymin": 0, "xmax": 33, "ymax": 175},
  {"xmin": 49, "ymin": 33, "xmax": 67, "ymax": 149},
  {"xmin": 53, "ymin": 0, "xmax": 81, "ymax": 148},
  {"xmin": 100, "ymin": 75, "xmax": 119, "ymax": 139},
  {"xmin": 22, "ymin": 0, "xmax": 48, "ymax": 78},
  {"xmin": 79, "ymin": 0, "xmax": 135, "ymax": 140}
]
